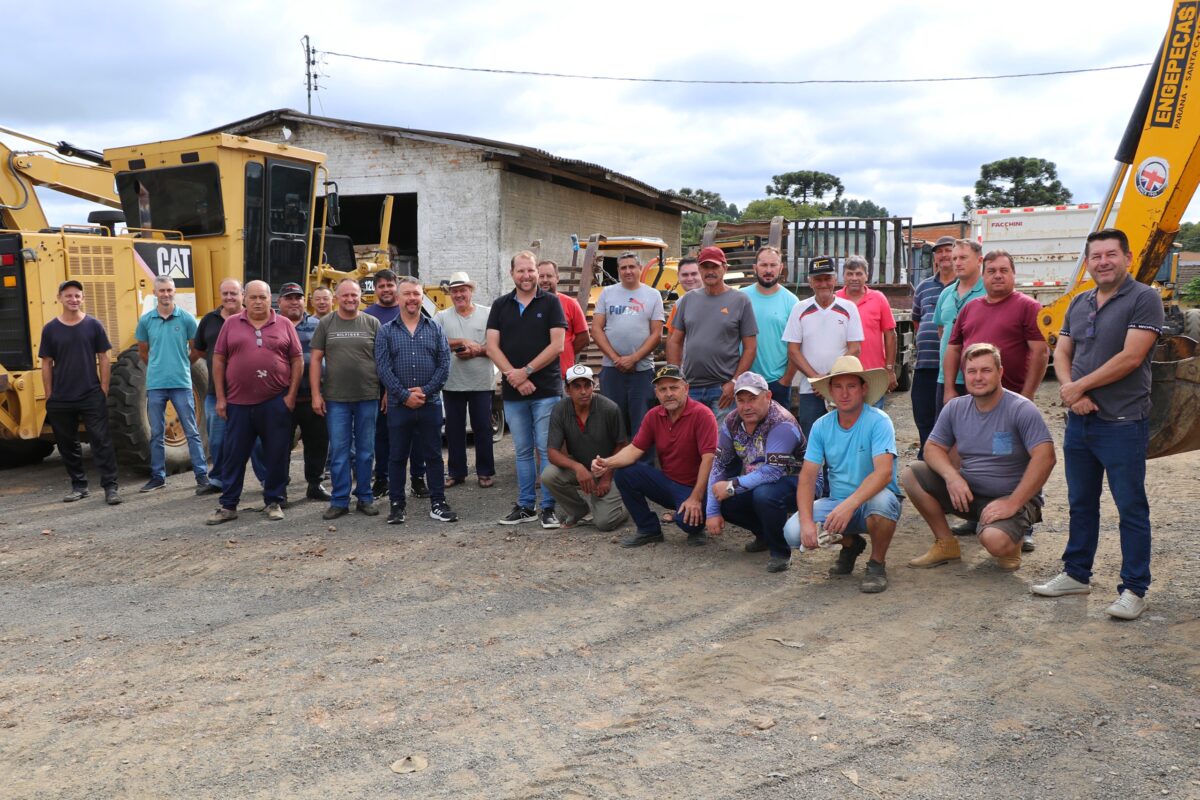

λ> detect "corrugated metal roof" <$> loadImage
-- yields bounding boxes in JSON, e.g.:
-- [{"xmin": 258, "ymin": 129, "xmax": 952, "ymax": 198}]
[{"xmin": 200, "ymin": 109, "xmax": 706, "ymax": 214}]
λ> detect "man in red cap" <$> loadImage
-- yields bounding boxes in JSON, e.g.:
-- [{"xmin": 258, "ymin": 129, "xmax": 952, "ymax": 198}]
[{"xmin": 665, "ymin": 246, "xmax": 758, "ymax": 422}]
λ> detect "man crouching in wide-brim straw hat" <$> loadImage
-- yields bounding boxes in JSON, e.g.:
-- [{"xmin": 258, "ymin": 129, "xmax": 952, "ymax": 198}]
[{"xmin": 783, "ymin": 355, "xmax": 903, "ymax": 593}]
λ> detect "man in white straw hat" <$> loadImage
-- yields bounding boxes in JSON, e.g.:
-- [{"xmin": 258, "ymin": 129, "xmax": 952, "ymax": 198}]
[
  {"xmin": 783, "ymin": 355, "xmax": 902, "ymax": 593},
  {"xmin": 435, "ymin": 272, "xmax": 497, "ymax": 489}
]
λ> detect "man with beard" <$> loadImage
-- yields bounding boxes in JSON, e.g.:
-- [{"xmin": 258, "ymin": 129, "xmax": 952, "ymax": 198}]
[
  {"xmin": 592, "ymin": 251, "xmax": 665, "ymax": 442},
  {"xmin": 277, "ymin": 283, "xmax": 330, "ymax": 503},
  {"xmin": 487, "ymin": 251, "xmax": 567, "ymax": 528},
  {"xmin": 935, "ymin": 240, "xmax": 985, "ymax": 411},
  {"xmin": 742, "ymin": 246, "xmax": 799, "ymax": 406},
  {"xmin": 782, "ymin": 256, "xmax": 864, "ymax": 437},
  {"xmin": 365, "ymin": 269, "xmax": 428, "ymax": 500},
  {"xmin": 537, "ymin": 259, "xmax": 590, "ymax": 376},
  {"xmin": 837, "ymin": 255, "xmax": 897, "ymax": 408},
  {"xmin": 666, "ymin": 246, "xmax": 758, "ymax": 423},
  {"xmin": 911, "ymin": 236, "xmax": 957, "ymax": 457},
  {"xmin": 905, "ymin": 343, "xmax": 1054, "ymax": 572},
  {"xmin": 207, "ymin": 280, "xmax": 303, "ymax": 524}
]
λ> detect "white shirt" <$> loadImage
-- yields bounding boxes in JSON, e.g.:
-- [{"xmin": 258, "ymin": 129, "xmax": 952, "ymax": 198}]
[{"xmin": 781, "ymin": 296, "xmax": 864, "ymax": 394}]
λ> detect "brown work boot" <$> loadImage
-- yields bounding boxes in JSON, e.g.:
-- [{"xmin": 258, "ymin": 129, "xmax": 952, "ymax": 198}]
[
  {"xmin": 907, "ymin": 538, "xmax": 961, "ymax": 568},
  {"xmin": 994, "ymin": 553, "xmax": 1021, "ymax": 571}
]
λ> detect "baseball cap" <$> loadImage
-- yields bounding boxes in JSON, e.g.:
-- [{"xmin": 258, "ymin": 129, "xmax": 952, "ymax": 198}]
[
  {"xmin": 58, "ymin": 279, "xmax": 84, "ymax": 293},
  {"xmin": 696, "ymin": 246, "xmax": 727, "ymax": 266},
  {"xmin": 652, "ymin": 364, "xmax": 686, "ymax": 383},
  {"xmin": 807, "ymin": 256, "xmax": 836, "ymax": 276},
  {"xmin": 279, "ymin": 282, "xmax": 304, "ymax": 297},
  {"xmin": 733, "ymin": 372, "xmax": 769, "ymax": 395},
  {"xmin": 564, "ymin": 364, "xmax": 595, "ymax": 384},
  {"xmin": 932, "ymin": 235, "xmax": 957, "ymax": 250}
]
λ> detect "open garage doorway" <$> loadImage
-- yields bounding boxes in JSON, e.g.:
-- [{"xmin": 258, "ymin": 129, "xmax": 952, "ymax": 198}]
[{"xmin": 314, "ymin": 192, "xmax": 418, "ymax": 277}]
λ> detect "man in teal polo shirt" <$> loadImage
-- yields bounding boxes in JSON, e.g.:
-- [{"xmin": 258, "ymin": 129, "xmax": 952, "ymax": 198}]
[
  {"xmin": 742, "ymin": 245, "xmax": 799, "ymax": 406},
  {"xmin": 934, "ymin": 239, "xmax": 985, "ymax": 412},
  {"xmin": 134, "ymin": 275, "xmax": 208, "ymax": 492}
]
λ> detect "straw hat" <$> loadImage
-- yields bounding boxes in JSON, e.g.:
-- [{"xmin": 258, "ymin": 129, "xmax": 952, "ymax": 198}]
[{"xmin": 810, "ymin": 355, "xmax": 890, "ymax": 407}]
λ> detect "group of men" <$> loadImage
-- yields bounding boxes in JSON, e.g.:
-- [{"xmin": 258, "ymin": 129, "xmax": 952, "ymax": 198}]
[{"xmin": 39, "ymin": 226, "xmax": 1161, "ymax": 617}]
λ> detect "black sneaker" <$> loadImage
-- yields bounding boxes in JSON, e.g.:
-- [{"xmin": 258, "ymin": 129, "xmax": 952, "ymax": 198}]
[
  {"xmin": 63, "ymin": 488, "xmax": 89, "ymax": 503},
  {"xmin": 306, "ymin": 482, "xmax": 332, "ymax": 502},
  {"xmin": 104, "ymin": 486, "xmax": 122, "ymax": 506},
  {"xmin": 829, "ymin": 534, "xmax": 867, "ymax": 576},
  {"xmin": 430, "ymin": 501, "xmax": 458, "ymax": 522},
  {"xmin": 499, "ymin": 505, "xmax": 537, "ymax": 525},
  {"xmin": 387, "ymin": 504, "xmax": 406, "ymax": 524},
  {"xmin": 1022, "ymin": 532, "xmax": 1036, "ymax": 553},
  {"xmin": 951, "ymin": 519, "xmax": 977, "ymax": 536},
  {"xmin": 139, "ymin": 477, "xmax": 166, "ymax": 493},
  {"xmin": 410, "ymin": 477, "xmax": 430, "ymax": 499},
  {"xmin": 372, "ymin": 478, "xmax": 389, "ymax": 498},
  {"xmin": 767, "ymin": 556, "xmax": 790, "ymax": 573},
  {"xmin": 540, "ymin": 508, "xmax": 560, "ymax": 529},
  {"xmin": 621, "ymin": 530, "xmax": 665, "ymax": 548},
  {"xmin": 195, "ymin": 482, "xmax": 221, "ymax": 496},
  {"xmin": 861, "ymin": 560, "xmax": 888, "ymax": 593},
  {"xmin": 744, "ymin": 538, "xmax": 769, "ymax": 553},
  {"xmin": 687, "ymin": 530, "xmax": 708, "ymax": 547}
]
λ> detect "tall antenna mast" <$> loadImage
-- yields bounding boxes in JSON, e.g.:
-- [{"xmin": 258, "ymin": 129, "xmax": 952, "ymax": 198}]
[{"xmin": 303, "ymin": 35, "xmax": 316, "ymax": 114}]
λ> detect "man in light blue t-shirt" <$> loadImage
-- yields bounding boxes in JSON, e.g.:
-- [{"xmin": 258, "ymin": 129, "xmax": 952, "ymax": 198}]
[
  {"xmin": 784, "ymin": 355, "xmax": 901, "ymax": 593},
  {"xmin": 742, "ymin": 246, "xmax": 799, "ymax": 407},
  {"xmin": 134, "ymin": 275, "xmax": 208, "ymax": 492},
  {"xmin": 933, "ymin": 239, "xmax": 985, "ymax": 410}
]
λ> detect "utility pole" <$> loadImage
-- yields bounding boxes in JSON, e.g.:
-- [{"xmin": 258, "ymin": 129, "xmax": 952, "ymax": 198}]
[{"xmin": 303, "ymin": 35, "xmax": 316, "ymax": 114}]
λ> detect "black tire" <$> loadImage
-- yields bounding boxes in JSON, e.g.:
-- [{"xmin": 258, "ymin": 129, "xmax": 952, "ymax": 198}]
[
  {"xmin": 107, "ymin": 347, "xmax": 208, "ymax": 473},
  {"xmin": 0, "ymin": 439, "xmax": 55, "ymax": 469},
  {"xmin": 491, "ymin": 397, "xmax": 506, "ymax": 443},
  {"xmin": 895, "ymin": 361, "xmax": 912, "ymax": 393},
  {"xmin": 1184, "ymin": 308, "xmax": 1200, "ymax": 342}
]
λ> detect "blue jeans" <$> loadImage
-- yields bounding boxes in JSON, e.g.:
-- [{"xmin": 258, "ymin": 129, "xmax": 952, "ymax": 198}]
[
  {"xmin": 910, "ymin": 368, "xmax": 939, "ymax": 459},
  {"xmin": 444, "ymin": 390, "xmax": 496, "ymax": 481},
  {"xmin": 718, "ymin": 477, "xmax": 798, "ymax": 558},
  {"xmin": 147, "ymin": 387, "xmax": 207, "ymax": 481},
  {"xmin": 327, "ymin": 400, "xmax": 377, "ymax": 508},
  {"xmin": 783, "ymin": 489, "xmax": 902, "ymax": 548},
  {"xmin": 599, "ymin": 367, "xmax": 655, "ymax": 440},
  {"xmin": 218, "ymin": 394, "xmax": 292, "ymax": 509},
  {"xmin": 767, "ymin": 380, "xmax": 791, "ymax": 410},
  {"xmin": 375, "ymin": 405, "xmax": 425, "ymax": 487},
  {"xmin": 796, "ymin": 392, "xmax": 828, "ymax": 439},
  {"xmin": 388, "ymin": 402, "xmax": 446, "ymax": 507},
  {"xmin": 613, "ymin": 461, "xmax": 704, "ymax": 536},
  {"xmin": 505, "ymin": 396, "xmax": 558, "ymax": 510},
  {"xmin": 688, "ymin": 384, "xmax": 733, "ymax": 424},
  {"xmin": 1062, "ymin": 413, "xmax": 1152, "ymax": 597},
  {"xmin": 204, "ymin": 394, "xmax": 265, "ymax": 488}
]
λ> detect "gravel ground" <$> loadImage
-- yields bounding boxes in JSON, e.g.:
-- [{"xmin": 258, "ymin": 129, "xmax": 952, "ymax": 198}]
[{"xmin": 1, "ymin": 382, "xmax": 1197, "ymax": 799}]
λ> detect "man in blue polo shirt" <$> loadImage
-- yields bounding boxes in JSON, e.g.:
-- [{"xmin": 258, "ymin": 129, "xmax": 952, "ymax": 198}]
[
  {"xmin": 486, "ymin": 250, "xmax": 567, "ymax": 528},
  {"xmin": 134, "ymin": 275, "xmax": 208, "ymax": 492}
]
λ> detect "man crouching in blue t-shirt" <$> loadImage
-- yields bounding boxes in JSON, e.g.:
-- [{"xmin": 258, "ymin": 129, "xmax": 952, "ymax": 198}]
[{"xmin": 784, "ymin": 356, "xmax": 902, "ymax": 593}]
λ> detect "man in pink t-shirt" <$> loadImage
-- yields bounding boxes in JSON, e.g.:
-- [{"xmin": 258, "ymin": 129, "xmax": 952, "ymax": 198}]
[
  {"xmin": 836, "ymin": 256, "xmax": 897, "ymax": 406},
  {"xmin": 538, "ymin": 260, "xmax": 590, "ymax": 375},
  {"xmin": 208, "ymin": 280, "xmax": 303, "ymax": 524}
]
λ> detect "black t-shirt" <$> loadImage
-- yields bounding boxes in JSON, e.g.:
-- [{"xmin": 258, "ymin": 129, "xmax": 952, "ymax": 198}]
[
  {"xmin": 38, "ymin": 316, "xmax": 112, "ymax": 403},
  {"xmin": 193, "ymin": 308, "xmax": 227, "ymax": 396},
  {"xmin": 486, "ymin": 289, "xmax": 568, "ymax": 401}
]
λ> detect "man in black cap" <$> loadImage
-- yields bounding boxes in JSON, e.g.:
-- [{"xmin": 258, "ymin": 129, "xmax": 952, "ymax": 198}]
[
  {"xmin": 278, "ymin": 282, "xmax": 330, "ymax": 502},
  {"xmin": 39, "ymin": 280, "xmax": 121, "ymax": 504},
  {"xmin": 781, "ymin": 256, "xmax": 864, "ymax": 437},
  {"xmin": 911, "ymin": 236, "xmax": 958, "ymax": 457}
]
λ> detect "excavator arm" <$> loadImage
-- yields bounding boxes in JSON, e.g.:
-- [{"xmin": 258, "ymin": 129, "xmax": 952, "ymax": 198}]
[{"xmin": 0, "ymin": 135, "xmax": 119, "ymax": 231}]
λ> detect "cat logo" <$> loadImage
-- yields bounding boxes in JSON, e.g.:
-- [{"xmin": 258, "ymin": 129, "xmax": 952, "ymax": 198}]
[{"xmin": 134, "ymin": 242, "xmax": 194, "ymax": 288}]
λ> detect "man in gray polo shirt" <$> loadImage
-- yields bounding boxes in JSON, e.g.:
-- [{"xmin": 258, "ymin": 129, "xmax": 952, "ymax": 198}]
[
  {"xmin": 1031, "ymin": 228, "xmax": 1163, "ymax": 620},
  {"xmin": 905, "ymin": 343, "xmax": 1055, "ymax": 572},
  {"xmin": 542, "ymin": 365, "xmax": 630, "ymax": 530}
]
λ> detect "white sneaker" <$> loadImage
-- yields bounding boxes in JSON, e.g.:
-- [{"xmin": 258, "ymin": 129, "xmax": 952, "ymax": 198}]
[
  {"xmin": 1105, "ymin": 590, "xmax": 1147, "ymax": 620},
  {"xmin": 1031, "ymin": 571, "xmax": 1091, "ymax": 597}
]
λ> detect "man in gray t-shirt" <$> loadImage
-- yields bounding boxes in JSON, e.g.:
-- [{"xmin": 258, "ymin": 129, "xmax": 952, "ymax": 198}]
[
  {"xmin": 904, "ymin": 343, "xmax": 1055, "ymax": 572},
  {"xmin": 665, "ymin": 246, "xmax": 757, "ymax": 423},
  {"xmin": 434, "ymin": 272, "xmax": 496, "ymax": 486},
  {"xmin": 592, "ymin": 252, "xmax": 665, "ymax": 440}
]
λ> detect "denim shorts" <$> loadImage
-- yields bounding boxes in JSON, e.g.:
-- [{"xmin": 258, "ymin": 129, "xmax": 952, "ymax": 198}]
[{"xmin": 783, "ymin": 489, "xmax": 902, "ymax": 549}]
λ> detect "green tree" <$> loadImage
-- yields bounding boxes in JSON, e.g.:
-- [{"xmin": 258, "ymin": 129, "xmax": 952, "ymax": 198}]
[
  {"xmin": 765, "ymin": 170, "xmax": 845, "ymax": 205},
  {"xmin": 963, "ymin": 156, "xmax": 1072, "ymax": 212},
  {"xmin": 671, "ymin": 187, "xmax": 740, "ymax": 247},
  {"xmin": 827, "ymin": 197, "xmax": 890, "ymax": 217},
  {"xmin": 740, "ymin": 198, "xmax": 825, "ymax": 220},
  {"xmin": 1174, "ymin": 220, "xmax": 1200, "ymax": 251}
]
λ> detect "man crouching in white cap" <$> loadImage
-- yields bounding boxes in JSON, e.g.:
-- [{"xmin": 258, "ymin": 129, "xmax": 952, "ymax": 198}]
[
  {"xmin": 542, "ymin": 365, "xmax": 631, "ymax": 530},
  {"xmin": 784, "ymin": 355, "xmax": 903, "ymax": 593}
]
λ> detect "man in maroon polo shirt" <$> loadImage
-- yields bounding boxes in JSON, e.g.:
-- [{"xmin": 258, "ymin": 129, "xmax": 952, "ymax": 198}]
[
  {"xmin": 207, "ymin": 280, "xmax": 303, "ymax": 524},
  {"xmin": 591, "ymin": 365, "xmax": 718, "ymax": 548}
]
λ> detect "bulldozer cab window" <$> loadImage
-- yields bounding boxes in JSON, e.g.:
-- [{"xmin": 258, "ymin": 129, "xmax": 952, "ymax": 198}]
[
  {"xmin": 115, "ymin": 164, "xmax": 225, "ymax": 238},
  {"xmin": 244, "ymin": 162, "xmax": 265, "ymax": 285},
  {"xmin": 263, "ymin": 160, "xmax": 313, "ymax": 291}
]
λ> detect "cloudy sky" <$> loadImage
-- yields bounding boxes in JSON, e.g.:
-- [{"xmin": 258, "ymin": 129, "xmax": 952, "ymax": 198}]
[{"xmin": 9, "ymin": 0, "xmax": 1192, "ymax": 225}]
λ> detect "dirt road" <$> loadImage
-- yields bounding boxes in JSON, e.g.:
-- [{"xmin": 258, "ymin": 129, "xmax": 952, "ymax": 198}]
[{"xmin": 1, "ymin": 383, "xmax": 1197, "ymax": 799}]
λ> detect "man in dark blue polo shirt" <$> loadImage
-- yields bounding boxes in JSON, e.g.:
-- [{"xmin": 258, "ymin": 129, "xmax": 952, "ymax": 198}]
[
  {"xmin": 486, "ymin": 250, "xmax": 567, "ymax": 528},
  {"xmin": 1032, "ymin": 228, "xmax": 1164, "ymax": 621}
]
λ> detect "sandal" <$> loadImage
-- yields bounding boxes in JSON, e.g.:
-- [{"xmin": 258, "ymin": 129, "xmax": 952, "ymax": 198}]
[
  {"xmin": 444, "ymin": 476, "xmax": 465, "ymax": 488},
  {"xmin": 478, "ymin": 475, "xmax": 495, "ymax": 488}
]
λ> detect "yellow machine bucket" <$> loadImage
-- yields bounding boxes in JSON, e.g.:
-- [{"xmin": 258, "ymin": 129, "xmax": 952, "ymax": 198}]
[{"xmin": 1148, "ymin": 336, "xmax": 1200, "ymax": 458}]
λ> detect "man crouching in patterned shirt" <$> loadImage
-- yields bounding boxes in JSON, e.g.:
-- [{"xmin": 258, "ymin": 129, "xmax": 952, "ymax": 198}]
[{"xmin": 705, "ymin": 371, "xmax": 814, "ymax": 574}]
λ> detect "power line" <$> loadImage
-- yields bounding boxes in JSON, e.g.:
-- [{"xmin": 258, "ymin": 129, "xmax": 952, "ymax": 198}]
[{"xmin": 319, "ymin": 49, "xmax": 1151, "ymax": 86}]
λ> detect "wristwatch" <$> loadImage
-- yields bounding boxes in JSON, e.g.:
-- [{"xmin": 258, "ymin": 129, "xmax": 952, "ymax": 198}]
[
  {"xmin": 726, "ymin": 477, "xmax": 740, "ymax": 497},
  {"xmin": 523, "ymin": 365, "xmax": 534, "ymax": 376}
]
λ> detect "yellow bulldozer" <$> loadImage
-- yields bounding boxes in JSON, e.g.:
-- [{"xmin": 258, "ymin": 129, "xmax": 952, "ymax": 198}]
[{"xmin": 0, "ymin": 127, "xmax": 340, "ymax": 469}]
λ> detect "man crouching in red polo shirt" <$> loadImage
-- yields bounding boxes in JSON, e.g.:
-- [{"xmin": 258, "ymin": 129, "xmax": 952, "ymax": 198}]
[
  {"xmin": 207, "ymin": 280, "xmax": 303, "ymax": 524},
  {"xmin": 592, "ymin": 365, "xmax": 718, "ymax": 547}
]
